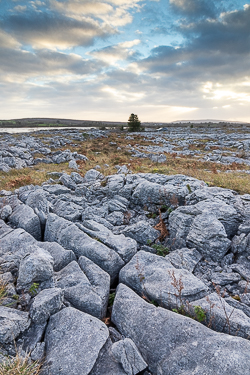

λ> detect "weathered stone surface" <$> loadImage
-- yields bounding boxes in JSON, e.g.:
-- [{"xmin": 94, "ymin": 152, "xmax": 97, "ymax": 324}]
[
  {"xmin": 112, "ymin": 284, "xmax": 250, "ymax": 375},
  {"xmin": 89, "ymin": 338, "xmax": 127, "ymax": 375},
  {"xmin": 0, "ymin": 228, "xmax": 36, "ymax": 272},
  {"xmin": 39, "ymin": 241, "xmax": 76, "ymax": 271},
  {"xmin": 210, "ymin": 271, "xmax": 241, "ymax": 286},
  {"xmin": 8, "ymin": 204, "xmax": 41, "ymax": 240},
  {"xmin": 56, "ymin": 260, "xmax": 110, "ymax": 319},
  {"xmin": 166, "ymin": 247, "xmax": 202, "ymax": 272},
  {"xmin": 16, "ymin": 246, "xmax": 54, "ymax": 292},
  {"xmin": 186, "ymin": 213, "xmax": 231, "ymax": 261},
  {"xmin": 79, "ymin": 220, "xmax": 137, "ymax": 263},
  {"xmin": 0, "ymin": 205, "xmax": 12, "ymax": 221},
  {"xmin": 0, "ymin": 306, "xmax": 30, "ymax": 344},
  {"xmin": 83, "ymin": 169, "xmax": 103, "ymax": 182},
  {"xmin": 29, "ymin": 288, "xmax": 64, "ymax": 324},
  {"xmin": 111, "ymin": 338, "xmax": 147, "ymax": 375},
  {"xmin": 120, "ymin": 220, "xmax": 159, "ymax": 245},
  {"xmin": 59, "ymin": 173, "xmax": 77, "ymax": 190},
  {"xmin": 190, "ymin": 292, "xmax": 250, "ymax": 339},
  {"xmin": 232, "ymin": 256, "xmax": 250, "ymax": 280},
  {"xmin": 43, "ymin": 307, "xmax": 109, "ymax": 375},
  {"xmin": 44, "ymin": 214, "xmax": 124, "ymax": 282},
  {"xmin": 53, "ymin": 199, "xmax": 82, "ymax": 221},
  {"xmin": 119, "ymin": 251, "xmax": 208, "ymax": 309},
  {"xmin": 42, "ymin": 184, "xmax": 71, "ymax": 195}
]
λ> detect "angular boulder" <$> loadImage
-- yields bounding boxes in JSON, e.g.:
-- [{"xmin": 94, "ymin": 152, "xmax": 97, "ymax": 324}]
[
  {"xmin": 43, "ymin": 307, "xmax": 109, "ymax": 375},
  {"xmin": 112, "ymin": 284, "xmax": 250, "ymax": 375}
]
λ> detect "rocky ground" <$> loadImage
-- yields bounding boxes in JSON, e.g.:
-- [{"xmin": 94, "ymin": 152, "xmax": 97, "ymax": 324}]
[{"xmin": 1, "ymin": 126, "xmax": 250, "ymax": 374}]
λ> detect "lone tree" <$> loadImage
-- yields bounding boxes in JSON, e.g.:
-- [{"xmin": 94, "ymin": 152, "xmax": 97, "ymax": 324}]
[{"xmin": 127, "ymin": 113, "xmax": 141, "ymax": 131}]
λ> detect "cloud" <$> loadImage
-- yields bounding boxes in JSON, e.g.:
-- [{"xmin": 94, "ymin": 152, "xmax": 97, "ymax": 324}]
[
  {"xmin": 89, "ymin": 39, "xmax": 141, "ymax": 64},
  {"xmin": 12, "ymin": 5, "xmax": 27, "ymax": 12},
  {"xmin": 169, "ymin": 0, "xmax": 217, "ymax": 19},
  {"xmin": 0, "ymin": 47, "xmax": 104, "ymax": 79},
  {"xmin": 0, "ymin": 29, "xmax": 20, "ymax": 48},
  {"xmin": 1, "ymin": 11, "xmax": 114, "ymax": 49}
]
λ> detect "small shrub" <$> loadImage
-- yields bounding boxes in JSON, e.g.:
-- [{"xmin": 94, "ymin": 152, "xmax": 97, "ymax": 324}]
[
  {"xmin": 193, "ymin": 305, "xmax": 206, "ymax": 322},
  {"xmin": 152, "ymin": 244, "xmax": 169, "ymax": 256},
  {"xmin": 29, "ymin": 283, "xmax": 39, "ymax": 296}
]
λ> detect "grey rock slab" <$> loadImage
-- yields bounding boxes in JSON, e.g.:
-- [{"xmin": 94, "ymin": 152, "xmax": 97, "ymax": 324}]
[
  {"xmin": 186, "ymin": 213, "xmax": 231, "ymax": 261},
  {"xmin": 53, "ymin": 199, "xmax": 82, "ymax": 221},
  {"xmin": 31, "ymin": 342, "xmax": 45, "ymax": 362},
  {"xmin": 111, "ymin": 338, "xmax": 147, "ymax": 375},
  {"xmin": 56, "ymin": 260, "xmax": 110, "ymax": 319},
  {"xmin": 0, "ymin": 205, "xmax": 12, "ymax": 221},
  {"xmin": 42, "ymin": 184, "xmax": 71, "ymax": 195},
  {"xmin": 8, "ymin": 204, "xmax": 41, "ymax": 240},
  {"xmin": 89, "ymin": 338, "xmax": 127, "ymax": 375},
  {"xmin": 194, "ymin": 199, "xmax": 240, "ymax": 238},
  {"xmin": 0, "ymin": 306, "xmax": 30, "ymax": 344},
  {"xmin": 16, "ymin": 246, "xmax": 54, "ymax": 292},
  {"xmin": 39, "ymin": 241, "xmax": 76, "ymax": 271},
  {"xmin": 111, "ymin": 284, "xmax": 250, "ymax": 375},
  {"xmin": 119, "ymin": 251, "xmax": 208, "ymax": 309},
  {"xmin": 68, "ymin": 159, "xmax": 79, "ymax": 170},
  {"xmin": 166, "ymin": 247, "xmax": 202, "ymax": 272},
  {"xmin": 16, "ymin": 321, "xmax": 47, "ymax": 353},
  {"xmin": 210, "ymin": 271, "xmax": 241, "ymax": 286},
  {"xmin": 0, "ymin": 218, "xmax": 13, "ymax": 236},
  {"xmin": 0, "ymin": 228, "xmax": 37, "ymax": 272},
  {"xmin": 106, "ymin": 211, "xmax": 124, "ymax": 226},
  {"xmin": 44, "ymin": 214, "xmax": 124, "ymax": 283},
  {"xmin": 231, "ymin": 233, "xmax": 250, "ymax": 254},
  {"xmin": 59, "ymin": 173, "xmax": 77, "ymax": 190},
  {"xmin": 43, "ymin": 307, "xmax": 109, "ymax": 375},
  {"xmin": 70, "ymin": 172, "xmax": 84, "ymax": 184},
  {"xmin": 190, "ymin": 292, "xmax": 250, "ymax": 339},
  {"xmin": 25, "ymin": 189, "xmax": 50, "ymax": 215},
  {"xmin": 106, "ymin": 174, "xmax": 125, "ymax": 194},
  {"xmin": 79, "ymin": 220, "xmax": 137, "ymax": 263},
  {"xmin": 29, "ymin": 288, "xmax": 64, "ymax": 324},
  {"xmin": 78, "ymin": 255, "xmax": 110, "ymax": 313},
  {"xmin": 168, "ymin": 206, "xmax": 199, "ymax": 249},
  {"xmin": 120, "ymin": 220, "xmax": 159, "ymax": 245},
  {"xmin": 55, "ymin": 260, "xmax": 88, "ymax": 289},
  {"xmin": 232, "ymin": 256, "xmax": 250, "ymax": 280},
  {"xmin": 83, "ymin": 169, "xmax": 103, "ymax": 182},
  {"xmin": 225, "ymin": 296, "xmax": 250, "ymax": 318}
]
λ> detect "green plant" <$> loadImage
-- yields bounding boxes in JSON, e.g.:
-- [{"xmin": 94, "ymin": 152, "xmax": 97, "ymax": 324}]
[
  {"xmin": 152, "ymin": 244, "xmax": 169, "ymax": 256},
  {"xmin": 146, "ymin": 212, "xmax": 157, "ymax": 219},
  {"xmin": 29, "ymin": 283, "xmax": 39, "ymax": 296},
  {"xmin": 108, "ymin": 292, "xmax": 116, "ymax": 307},
  {"xmin": 193, "ymin": 305, "xmax": 206, "ymax": 322},
  {"xmin": 186, "ymin": 184, "xmax": 192, "ymax": 193},
  {"xmin": 146, "ymin": 239, "xmax": 153, "ymax": 246}
]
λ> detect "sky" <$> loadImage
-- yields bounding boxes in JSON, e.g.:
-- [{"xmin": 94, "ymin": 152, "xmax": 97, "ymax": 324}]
[{"xmin": 0, "ymin": 0, "xmax": 249, "ymax": 123}]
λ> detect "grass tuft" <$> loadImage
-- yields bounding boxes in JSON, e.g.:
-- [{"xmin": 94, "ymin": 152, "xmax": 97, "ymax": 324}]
[{"xmin": 0, "ymin": 352, "xmax": 42, "ymax": 375}]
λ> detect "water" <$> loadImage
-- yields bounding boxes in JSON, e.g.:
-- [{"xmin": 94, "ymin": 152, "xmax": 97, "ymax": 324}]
[{"xmin": 0, "ymin": 126, "xmax": 96, "ymax": 134}]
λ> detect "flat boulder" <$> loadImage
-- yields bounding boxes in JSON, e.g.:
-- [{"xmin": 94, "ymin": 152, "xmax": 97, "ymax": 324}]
[
  {"xmin": 0, "ymin": 306, "xmax": 30, "ymax": 344},
  {"xmin": 43, "ymin": 307, "xmax": 109, "ymax": 375},
  {"xmin": 44, "ymin": 213, "xmax": 124, "ymax": 283},
  {"xmin": 8, "ymin": 204, "xmax": 41, "ymax": 240},
  {"xmin": 119, "ymin": 251, "xmax": 208, "ymax": 309},
  {"xmin": 112, "ymin": 284, "xmax": 250, "ymax": 375}
]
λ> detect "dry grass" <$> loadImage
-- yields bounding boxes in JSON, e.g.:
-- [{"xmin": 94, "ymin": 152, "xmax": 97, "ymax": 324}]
[
  {"xmin": 0, "ymin": 279, "xmax": 7, "ymax": 304},
  {"xmin": 0, "ymin": 132, "xmax": 250, "ymax": 194},
  {"xmin": 0, "ymin": 352, "xmax": 42, "ymax": 375}
]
